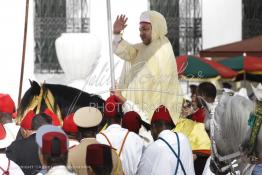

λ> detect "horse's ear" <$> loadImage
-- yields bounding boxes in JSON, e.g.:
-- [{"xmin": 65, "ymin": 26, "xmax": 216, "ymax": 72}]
[
  {"xmin": 30, "ymin": 80, "xmax": 41, "ymax": 95},
  {"xmin": 29, "ymin": 79, "xmax": 33, "ymax": 86}
]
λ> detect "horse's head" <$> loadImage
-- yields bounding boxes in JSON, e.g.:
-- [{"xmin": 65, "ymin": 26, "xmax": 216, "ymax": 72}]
[
  {"xmin": 17, "ymin": 81, "xmax": 106, "ymax": 125},
  {"xmin": 17, "ymin": 80, "xmax": 41, "ymax": 122},
  {"xmin": 213, "ymin": 94, "xmax": 254, "ymax": 156},
  {"xmin": 208, "ymin": 93, "xmax": 258, "ymax": 174},
  {"xmin": 17, "ymin": 80, "xmax": 64, "ymax": 124}
]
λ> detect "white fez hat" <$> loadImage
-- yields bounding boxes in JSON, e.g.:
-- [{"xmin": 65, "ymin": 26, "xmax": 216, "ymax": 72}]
[
  {"xmin": 73, "ymin": 107, "xmax": 102, "ymax": 128},
  {"xmin": 140, "ymin": 12, "xmax": 151, "ymax": 23}
]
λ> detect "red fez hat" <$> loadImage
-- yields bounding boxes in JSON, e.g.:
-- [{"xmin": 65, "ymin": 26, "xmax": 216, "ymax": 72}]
[
  {"xmin": 86, "ymin": 144, "xmax": 112, "ymax": 167},
  {"xmin": 151, "ymin": 105, "xmax": 174, "ymax": 124},
  {"xmin": 0, "ymin": 123, "xmax": 6, "ymax": 140},
  {"xmin": 62, "ymin": 113, "xmax": 78, "ymax": 134},
  {"xmin": 41, "ymin": 132, "xmax": 67, "ymax": 156},
  {"xmin": 20, "ymin": 110, "xmax": 36, "ymax": 130},
  {"xmin": 104, "ymin": 95, "xmax": 121, "ymax": 118},
  {"xmin": 122, "ymin": 111, "xmax": 141, "ymax": 134},
  {"xmin": 44, "ymin": 108, "xmax": 61, "ymax": 126},
  {"xmin": 0, "ymin": 94, "xmax": 15, "ymax": 114}
]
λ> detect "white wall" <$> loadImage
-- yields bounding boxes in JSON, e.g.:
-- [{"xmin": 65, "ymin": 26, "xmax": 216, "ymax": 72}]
[
  {"xmin": 0, "ymin": 0, "xmax": 35, "ymax": 105},
  {"xmin": 202, "ymin": 0, "xmax": 242, "ymax": 49},
  {"xmin": 0, "ymin": 0, "xmax": 148, "ymax": 104}
]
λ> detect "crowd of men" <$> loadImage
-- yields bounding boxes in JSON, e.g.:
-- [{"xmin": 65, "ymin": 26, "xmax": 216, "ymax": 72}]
[
  {"xmin": 0, "ymin": 88, "xmax": 197, "ymax": 175},
  {"xmin": 0, "ymin": 80, "xmax": 226, "ymax": 175},
  {"xmin": 0, "ymin": 9, "xmax": 200, "ymax": 175},
  {"xmin": 1, "ymin": 81, "xmax": 262, "ymax": 175},
  {"xmin": 0, "ymin": 7, "xmax": 261, "ymax": 175}
]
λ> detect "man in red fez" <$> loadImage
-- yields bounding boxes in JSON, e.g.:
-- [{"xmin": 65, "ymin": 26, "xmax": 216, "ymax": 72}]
[
  {"xmin": 20, "ymin": 110, "xmax": 36, "ymax": 138},
  {"xmin": 0, "ymin": 123, "xmax": 24, "ymax": 175},
  {"xmin": 43, "ymin": 108, "xmax": 61, "ymax": 126},
  {"xmin": 137, "ymin": 105, "xmax": 195, "ymax": 175},
  {"xmin": 0, "ymin": 94, "xmax": 19, "ymax": 141},
  {"xmin": 0, "ymin": 94, "xmax": 15, "ymax": 114},
  {"xmin": 62, "ymin": 113, "xmax": 79, "ymax": 148},
  {"xmin": 63, "ymin": 113, "xmax": 78, "ymax": 134},
  {"xmin": 36, "ymin": 125, "xmax": 75, "ymax": 175},
  {"xmin": 122, "ymin": 111, "xmax": 142, "ymax": 134},
  {"xmin": 6, "ymin": 112, "xmax": 52, "ymax": 175},
  {"xmin": 110, "ymin": 87, "xmax": 153, "ymax": 145},
  {"xmin": 0, "ymin": 112, "xmax": 20, "ymax": 141},
  {"xmin": 86, "ymin": 144, "xmax": 113, "ymax": 175},
  {"xmin": 96, "ymin": 95, "xmax": 144, "ymax": 175}
]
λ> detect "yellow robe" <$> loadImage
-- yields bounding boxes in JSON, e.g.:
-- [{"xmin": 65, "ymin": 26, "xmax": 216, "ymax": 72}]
[
  {"xmin": 174, "ymin": 118, "xmax": 211, "ymax": 151},
  {"xmin": 114, "ymin": 11, "xmax": 183, "ymax": 124}
]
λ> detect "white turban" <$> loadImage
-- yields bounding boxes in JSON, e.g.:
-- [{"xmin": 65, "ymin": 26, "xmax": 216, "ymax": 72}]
[{"xmin": 140, "ymin": 10, "xmax": 168, "ymax": 41}]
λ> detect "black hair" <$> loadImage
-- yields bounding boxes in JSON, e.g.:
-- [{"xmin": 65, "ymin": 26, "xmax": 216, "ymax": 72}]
[
  {"xmin": 31, "ymin": 113, "xmax": 52, "ymax": 130},
  {"xmin": 0, "ymin": 148, "xmax": 6, "ymax": 154},
  {"xmin": 42, "ymin": 134, "xmax": 69, "ymax": 168},
  {"xmin": 77, "ymin": 126, "xmax": 99, "ymax": 140},
  {"xmin": 151, "ymin": 120, "xmax": 175, "ymax": 130},
  {"xmin": 106, "ymin": 104, "xmax": 123, "ymax": 124},
  {"xmin": 190, "ymin": 84, "xmax": 198, "ymax": 94},
  {"xmin": 43, "ymin": 152, "xmax": 68, "ymax": 167},
  {"xmin": 151, "ymin": 120, "xmax": 175, "ymax": 141},
  {"xmin": 0, "ymin": 112, "xmax": 13, "ymax": 124},
  {"xmin": 197, "ymin": 82, "xmax": 217, "ymax": 100},
  {"xmin": 107, "ymin": 114, "xmax": 122, "ymax": 124},
  {"xmin": 87, "ymin": 146, "xmax": 113, "ymax": 175},
  {"xmin": 91, "ymin": 164, "xmax": 112, "ymax": 175},
  {"xmin": 222, "ymin": 82, "xmax": 232, "ymax": 89}
]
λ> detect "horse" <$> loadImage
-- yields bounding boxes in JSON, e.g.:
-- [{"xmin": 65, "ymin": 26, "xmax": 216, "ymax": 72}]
[
  {"xmin": 204, "ymin": 93, "xmax": 262, "ymax": 175},
  {"xmin": 17, "ymin": 80, "xmax": 105, "ymax": 122}
]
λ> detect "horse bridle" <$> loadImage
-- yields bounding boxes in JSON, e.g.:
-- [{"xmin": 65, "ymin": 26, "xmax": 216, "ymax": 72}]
[
  {"xmin": 18, "ymin": 84, "xmax": 62, "ymax": 123},
  {"xmin": 198, "ymin": 95, "xmax": 241, "ymax": 174},
  {"xmin": 200, "ymin": 91, "xmax": 262, "ymax": 174},
  {"xmin": 209, "ymin": 114, "xmax": 241, "ymax": 174}
]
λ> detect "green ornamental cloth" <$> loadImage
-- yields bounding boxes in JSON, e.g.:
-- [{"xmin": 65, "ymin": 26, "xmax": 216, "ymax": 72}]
[{"xmin": 247, "ymin": 101, "xmax": 262, "ymax": 156}]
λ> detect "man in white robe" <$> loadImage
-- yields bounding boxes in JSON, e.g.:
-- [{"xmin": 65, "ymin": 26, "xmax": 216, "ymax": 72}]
[
  {"xmin": 96, "ymin": 95, "xmax": 144, "ymax": 175},
  {"xmin": 113, "ymin": 10, "xmax": 183, "ymax": 124},
  {"xmin": 0, "ymin": 94, "xmax": 19, "ymax": 140},
  {"xmin": 137, "ymin": 105, "xmax": 195, "ymax": 175},
  {"xmin": 0, "ymin": 113, "xmax": 20, "ymax": 140},
  {"xmin": 0, "ymin": 123, "xmax": 24, "ymax": 175}
]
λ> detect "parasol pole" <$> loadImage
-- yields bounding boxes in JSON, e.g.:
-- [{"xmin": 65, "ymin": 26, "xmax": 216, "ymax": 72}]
[
  {"xmin": 106, "ymin": 0, "xmax": 115, "ymax": 89},
  {"xmin": 18, "ymin": 0, "xmax": 30, "ymax": 105},
  {"xmin": 243, "ymin": 52, "xmax": 247, "ymax": 88}
]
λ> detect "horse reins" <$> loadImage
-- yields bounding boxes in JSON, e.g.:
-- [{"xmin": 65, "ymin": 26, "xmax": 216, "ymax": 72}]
[
  {"xmin": 210, "ymin": 115, "xmax": 241, "ymax": 173},
  {"xmin": 207, "ymin": 94, "xmax": 241, "ymax": 174}
]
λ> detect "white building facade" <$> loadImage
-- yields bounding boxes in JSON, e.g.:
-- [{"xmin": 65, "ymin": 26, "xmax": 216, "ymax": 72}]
[{"xmin": 0, "ymin": 0, "xmax": 241, "ymax": 105}]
